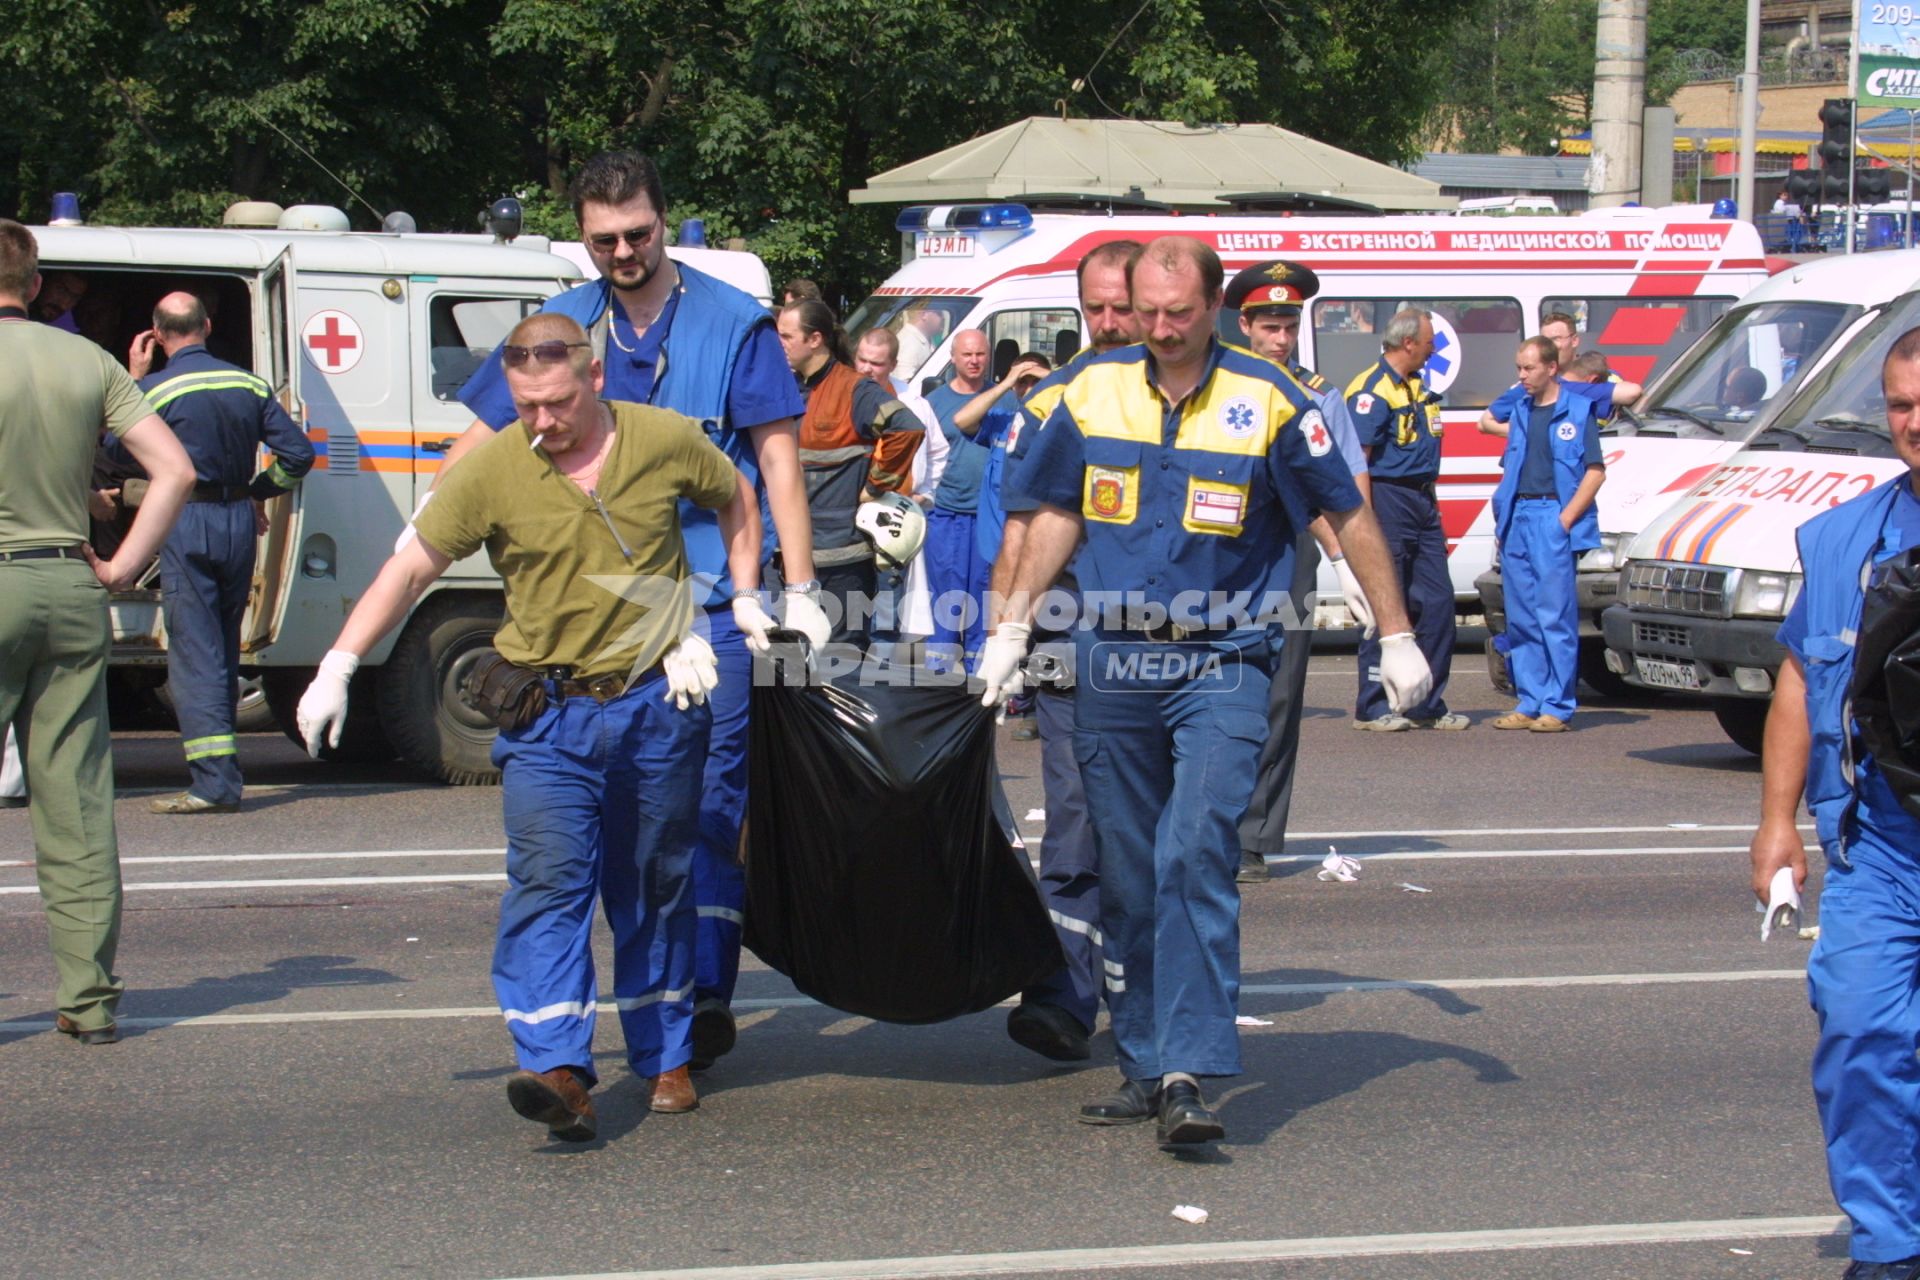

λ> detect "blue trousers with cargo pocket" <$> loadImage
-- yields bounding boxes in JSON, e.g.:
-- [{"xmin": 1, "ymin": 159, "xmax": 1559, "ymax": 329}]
[
  {"xmin": 1071, "ymin": 631, "xmax": 1272, "ymax": 1082},
  {"xmin": 1355, "ymin": 480, "xmax": 1453, "ymax": 723},
  {"xmin": 1501, "ymin": 498, "xmax": 1580, "ymax": 722},
  {"xmin": 1808, "ymin": 811, "xmax": 1920, "ymax": 1264},
  {"xmin": 159, "ymin": 501, "xmax": 256, "ymax": 805},
  {"xmin": 491, "ymin": 671, "xmax": 709, "ymax": 1083}
]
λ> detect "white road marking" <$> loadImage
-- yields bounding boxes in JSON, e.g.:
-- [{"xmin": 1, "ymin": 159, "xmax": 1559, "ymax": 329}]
[
  {"xmin": 0, "ymin": 848, "xmax": 505, "ymax": 869},
  {"xmin": 1263, "ymin": 844, "xmax": 1776, "ymax": 863},
  {"xmin": 0, "ymin": 969, "xmax": 1804, "ymax": 1034},
  {"xmin": 489, "ymin": 1214, "xmax": 1845, "ymax": 1279},
  {"xmin": 0, "ymin": 873, "xmax": 507, "ymax": 895},
  {"xmin": 1284, "ymin": 823, "xmax": 1807, "ymax": 839}
]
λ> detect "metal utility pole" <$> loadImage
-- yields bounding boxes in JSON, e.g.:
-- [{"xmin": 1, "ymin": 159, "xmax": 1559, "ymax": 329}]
[
  {"xmin": 1591, "ymin": 0, "xmax": 1649, "ymax": 207},
  {"xmin": 1736, "ymin": 0, "xmax": 1761, "ymax": 220}
]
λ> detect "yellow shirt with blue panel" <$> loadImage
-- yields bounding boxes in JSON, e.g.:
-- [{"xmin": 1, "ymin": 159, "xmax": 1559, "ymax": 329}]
[{"xmin": 1345, "ymin": 355, "xmax": 1441, "ymax": 482}]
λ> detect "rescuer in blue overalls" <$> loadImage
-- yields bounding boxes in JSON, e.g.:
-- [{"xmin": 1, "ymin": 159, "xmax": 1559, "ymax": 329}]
[
  {"xmin": 982, "ymin": 236, "xmax": 1430, "ymax": 1150},
  {"xmin": 446, "ymin": 151, "xmax": 828, "ymax": 1073},
  {"xmin": 1752, "ymin": 328, "xmax": 1920, "ymax": 1280},
  {"xmin": 1479, "ymin": 336, "xmax": 1606, "ymax": 732},
  {"xmin": 1345, "ymin": 309, "xmax": 1462, "ymax": 731},
  {"xmin": 129, "ymin": 291, "xmax": 312, "ymax": 813}
]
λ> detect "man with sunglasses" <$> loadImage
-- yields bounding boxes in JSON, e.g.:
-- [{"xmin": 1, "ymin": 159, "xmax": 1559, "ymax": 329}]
[
  {"xmin": 299, "ymin": 313, "xmax": 761, "ymax": 1139},
  {"xmin": 441, "ymin": 150, "xmax": 823, "ymax": 1075}
]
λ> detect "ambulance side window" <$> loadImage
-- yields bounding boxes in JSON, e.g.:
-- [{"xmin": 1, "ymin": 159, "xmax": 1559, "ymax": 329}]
[
  {"xmin": 1311, "ymin": 297, "xmax": 1524, "ymax": 409},
  {"xmin": 427, "ymin": 296, "xmax": 540, "ymax": 402},
  {"xmin": 982, "ymin": 309, "xmax": 1081, "ymax": 380},
  {"xmin": 1545, "ymin": 296, "xmax": 1734, "ymax": 387}
]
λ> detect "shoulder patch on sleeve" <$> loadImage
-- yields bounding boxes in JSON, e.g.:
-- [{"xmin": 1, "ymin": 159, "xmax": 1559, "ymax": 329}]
[
  {"xmin": 1299, "ymin": 409, "xmax": 1332, "ymax": 457},
  {"xmin": 1353, "ymin": 393, "xmax": 1375, "ymax": 416}
]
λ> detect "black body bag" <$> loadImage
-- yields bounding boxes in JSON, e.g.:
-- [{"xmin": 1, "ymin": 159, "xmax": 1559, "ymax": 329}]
[
  {"xmin": 742, "ymin": 651, "xmax": 1063, "ymax": 1024},
  {"xmin": 1851, "ymin": 546, "xmax": 1920, "ymax": 823}
]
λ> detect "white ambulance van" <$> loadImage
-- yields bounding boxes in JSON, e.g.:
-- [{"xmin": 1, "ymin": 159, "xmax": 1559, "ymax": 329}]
[
  {"xmin": 1601, "ymin": 250, "xmax": 1920, "ymax": 752},
  {"xmin": 33, "ymin": 210, "xmax": 772, "ymax": 784},
  {"xmin": 1477, "ymin": 252, "xmax": 1866, "ymax": 694},
  {"xmin": 846, "ymin": 202, "xmax": 1770, "ymax": 615}
]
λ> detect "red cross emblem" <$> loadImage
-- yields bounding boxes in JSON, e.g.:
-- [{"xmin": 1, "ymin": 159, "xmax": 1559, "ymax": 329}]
[
  {"xmin": 1309, "ymin": 420, "xmax": 1328, "ymax": 449},
  {"xmin": 302, "ymin": 310, "xmax": 363, "ymax": 373}
]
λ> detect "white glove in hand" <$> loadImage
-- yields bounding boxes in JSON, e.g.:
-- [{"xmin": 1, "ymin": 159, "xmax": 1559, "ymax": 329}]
[
  {"xmin": 1377, "ymin": 631, "xmax": 1433, "ymax": 715},
  {"xmin": 977, "ymin": 622, "xmax": 1032, "ymax": 711},
  {"xmin": 782, "ymin": 589, "xmax": 832, "ymax": 651},
  {"xmin": 297, "ymin": 649, "xmax": 360, "ymax": 759},
  {"xmin": 732, "ymin": 594, "xmax": 776, "ymax": 653},
  {"xmin": 662, "ymin": 632, "xmax": 720, "ymax": 711},
  {"xmin": 393, "ymin": 488, "xmax": 435, "ymax": 555},
  {"xmin": 1331, "ymin": 555, "xmax": 1376, "ymax": 637}
]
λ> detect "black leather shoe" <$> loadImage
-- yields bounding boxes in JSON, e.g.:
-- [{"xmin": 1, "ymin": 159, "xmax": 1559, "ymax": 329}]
[
  {"xmin": 1237, "ymin": 851, "xmax": 1271, "ymax": 884},
  {"xmin": 689, "ymin": 997, "xmax": 737, "ymax": 1071},
  {"xmin": 0, "ymin": 796, "xmax": 25, "ymax": 810},
  {"xmin": 1156, "ymin": 1079, "xmax": 1225, "ymax": 1147},
  {"xmin": 1077, "ymin": 1078, "xmax": 1158, "ymax": 1125},
  {"xmin": 1843, "ymin": 1259, "xmax": 1920, "ymax": 1279},
  {"xmin": 1007, "ymin": 1001, "xmax": 1091, "ymax": 1062}
]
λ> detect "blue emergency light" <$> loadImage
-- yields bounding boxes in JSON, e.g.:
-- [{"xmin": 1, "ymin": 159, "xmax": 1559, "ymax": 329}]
[{"xmin": 894, "ymin": 203, "xmax": 1034, "ymax": 233}]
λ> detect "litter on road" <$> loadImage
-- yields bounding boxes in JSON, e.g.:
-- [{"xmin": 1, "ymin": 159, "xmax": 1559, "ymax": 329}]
[{"xmin": 1171, "ymin": 1205, "xmax": 1209, "ymax": 1224}]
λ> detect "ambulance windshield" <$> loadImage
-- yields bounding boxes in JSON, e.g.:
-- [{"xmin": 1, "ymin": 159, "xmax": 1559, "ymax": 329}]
[
  {"xmin": 1631, "ymin": 300, "xmax": 1857, "ymax": 439},
  {"xmin": 844, "ymin": 294, "xmax": 979, "ymax": 381},
  {"xmin": 1760, "ymin": 290, "xmax": 1920, "ymax": 453}
]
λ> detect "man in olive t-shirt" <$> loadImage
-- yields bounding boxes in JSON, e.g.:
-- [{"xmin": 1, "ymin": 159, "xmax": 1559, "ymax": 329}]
[
  {"xmin": 295, "ymin": 313, "xmax": 767, "ymax": 1143},
  {"xmin": 0, "ymin": 219, "xmax": 196, "ymax": 1044}
]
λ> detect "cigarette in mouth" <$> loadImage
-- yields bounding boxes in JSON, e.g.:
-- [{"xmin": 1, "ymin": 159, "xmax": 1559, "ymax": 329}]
[{"xmin": 529, "ymin": 433, "xmax": 545, "ymax": 450}]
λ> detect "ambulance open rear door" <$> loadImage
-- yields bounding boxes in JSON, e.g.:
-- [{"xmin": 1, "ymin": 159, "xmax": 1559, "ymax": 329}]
[{"xmin": 241, "ymin": 245, "xmax": 299, "ymax": 653}]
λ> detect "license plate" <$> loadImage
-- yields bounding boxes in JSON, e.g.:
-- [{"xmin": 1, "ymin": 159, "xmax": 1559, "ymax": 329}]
[
  {"xmin": 917, "ymin": 233, "xmax": 975, "ymax": 257},
  {"xmin": 1634, "ymin": 657, "xmax": 1701, "ymax": 690}
]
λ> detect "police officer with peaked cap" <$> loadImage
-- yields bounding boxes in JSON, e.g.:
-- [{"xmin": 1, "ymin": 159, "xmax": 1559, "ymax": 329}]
[{"xmin": 1222, "ymin": 260, "xmax": 1375, "ymax": 883}]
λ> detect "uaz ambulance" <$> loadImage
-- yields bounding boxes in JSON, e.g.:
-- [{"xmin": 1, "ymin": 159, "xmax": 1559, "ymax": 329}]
[
  {"xmin": 1601, "ymin": 249, "xmax": 1920, "ymax": 752},
  {"xmin": 847, "ymin": 202, "xmax": 1771, "ymax": 613},
  {"xmin": 34, "ymin": 208, "xmax": 762, "ymax": 783}
]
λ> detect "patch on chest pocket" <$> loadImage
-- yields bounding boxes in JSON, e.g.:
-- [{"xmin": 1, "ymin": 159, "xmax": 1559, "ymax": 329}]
[
  {"xmin": 1085, "ymin": 464, "xmax": 1138, "ymax": 523},
  {"xmin": 1184, "ymin": 477, "xmax": 1250, "ymax": 535},
  {"xmin": 1556, "ymin": 421, "xmax": 1578, "ymax": 442}
]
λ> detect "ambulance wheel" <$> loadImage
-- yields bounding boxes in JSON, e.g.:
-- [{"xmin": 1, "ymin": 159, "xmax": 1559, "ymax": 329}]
[
  {"xmin": 1577, "ymin": 641, "xmax": 1634, "ymax": 700},
  {"xmin": 1712, "ymin": 699, "xmax": 1769, "ymax": 757},
  {"xmin": 376, "ymin": 592, "xmax": 504, "ymax": 786},
  {"xmin": 263, "ymin": 668, "xmax": 396, "ymax": 764}
]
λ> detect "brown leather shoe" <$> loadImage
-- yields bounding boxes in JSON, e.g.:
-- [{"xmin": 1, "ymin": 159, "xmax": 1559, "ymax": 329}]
[
  {"xmin": 54, "ymin": 1013, "xmax": 120, "ymax": 1045},
  {"xmin": 506, "ymin": 1067, "xmax": 596, "ymax": 1141},
  {"xmin": 649, "ymin": 1064, "xmax": 699, "ymax": 1113}
]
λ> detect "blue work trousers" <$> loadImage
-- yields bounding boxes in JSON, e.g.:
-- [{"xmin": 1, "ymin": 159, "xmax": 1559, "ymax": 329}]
[
  {"xmin": 491, "ymin": 670, "xmax": 709, "ymax": 1082},
  {"xmin": 159, "ymin": 502, "xmax": 255, "ymax": 805},
  {"xmin": 1021, "ymin": 684, "xmax": 1102, "ymax": 1031},
  {"xmin": 1356, "ymin": 481, "xmax": 1454, "ymax": 722},
  {"xmin": 924, "ymin": 508, "xmax": 989, "ymax": 670},
  {"xmin": 1808, "ymin": 821, "xmax": 1920, "ymax": 1263},
  {"xmin": 693, "ymin": 605, "xmax": 751, "ymax": 1006},
  {"xmin": 1072, "ymin": 633, "xmax": 1271, "ymax": 1081},
  {"xmin": 1502, "ymin": 499, "xmax": 1579, "ymax": 722}
]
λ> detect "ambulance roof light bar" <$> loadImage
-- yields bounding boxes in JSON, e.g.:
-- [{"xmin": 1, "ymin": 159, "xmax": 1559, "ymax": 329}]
[{"xmin": 895, "ymin": 203, "xmax": 1035, "ymax": 233}]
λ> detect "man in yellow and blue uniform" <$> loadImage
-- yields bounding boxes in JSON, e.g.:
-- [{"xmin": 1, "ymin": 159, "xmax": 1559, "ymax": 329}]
[
  {"xmin": 129, "ymin": 292, "xmax": 312, "ymax": 813},
  {"xmin": 1752, "ymin": 329, "xmax": 1920, "ymax": 1280},
  {"xmin": 1346, "ymin": 308, "xmax": 1462, "ymax": 731},
  {"xmin": 985, "ymin": 237, "xmax": 1430, "ymax": 1149}
]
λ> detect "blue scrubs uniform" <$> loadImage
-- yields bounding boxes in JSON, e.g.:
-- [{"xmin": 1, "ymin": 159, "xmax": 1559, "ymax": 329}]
[
  {"xmin": 1781, "ymin": 482, "xmax": 1920, "ymax": 1264},
  {"xmin": 924, "ymin": 384, "xmax": 1002, "ymax": 669},
  {"xmin": 1345, "ymin": 356, "xmax": 1452, "ymax": 722},
  {"xmin": 1020, "ymin": 341, "xmax": 1362, "ymax": 1082},
  {"xmin": 460, "ymin": 281, "xmax": 802, "ymax": 1009},
  {"xmin": 136, "ymin": 346, "xmax": 313, "ymax": 805}
]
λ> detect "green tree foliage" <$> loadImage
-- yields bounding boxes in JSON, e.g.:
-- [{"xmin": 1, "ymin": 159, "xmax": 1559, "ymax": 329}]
[{"xmin": 2, "ymin": 0, "xmax": 1479, "ymax": 297}]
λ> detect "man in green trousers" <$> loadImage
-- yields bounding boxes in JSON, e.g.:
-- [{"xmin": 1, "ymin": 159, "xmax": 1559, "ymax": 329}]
[{"xmin": 0, "ymin": 220, "xmax": 194, "ymax": 1044}]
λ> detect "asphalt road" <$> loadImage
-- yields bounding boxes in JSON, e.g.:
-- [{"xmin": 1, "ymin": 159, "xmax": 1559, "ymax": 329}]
[{"xmin": 0, "ymin": 643, "xmax": 1849, "ymax": 1280}]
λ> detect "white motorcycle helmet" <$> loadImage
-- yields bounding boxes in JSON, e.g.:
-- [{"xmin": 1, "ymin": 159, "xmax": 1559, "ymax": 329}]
[{"xmin": 855, "ymin": 492, "xmax": 927, "ymax": 569}]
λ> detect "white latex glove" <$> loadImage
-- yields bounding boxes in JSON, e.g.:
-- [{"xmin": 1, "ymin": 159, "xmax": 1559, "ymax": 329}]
[
  {"xmin": 977, "ymin": 622, "xmax": 1031, "ymax": 712},
  {"xmin": 782, "ymin": 589, "xmax": 832, "ymax": 651},
  {"xmin": 662, "ymin": 632, "xmax": 720, "ymax": 711},
  {"xmin": 1330, "ymin": 554, "xmax": 1376, "ymax": 637},
  {"xmin": 393, "ymin": 488, "xmax": 435, "ymax": 555},
  {"xmin": 732, "ymin": 594, "xmax": 776, "ymax": 653},
  {"xmin": 297, "ymin": 649, "xmax": 360, "ymax": 759},
  {"xmin": 1377, "ymin": 631, "xmax": 1434, "ymax": 715}
]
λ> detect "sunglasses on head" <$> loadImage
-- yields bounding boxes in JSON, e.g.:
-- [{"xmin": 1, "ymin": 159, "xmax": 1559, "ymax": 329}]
[
  {"xmin": 501, "ymin": 340, "xmax": 590, "ymax": 368},
  {"xmin": 586, "ymin": 224, "xmax": 657, "ymax": 253}
]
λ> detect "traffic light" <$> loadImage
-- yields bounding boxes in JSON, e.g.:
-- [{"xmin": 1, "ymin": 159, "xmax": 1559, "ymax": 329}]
[
  {"xmin": 1819, "ymin": 97, "xmax": 1855, "ymax": 167},
  {"xmin": 1858, "ymin": 167, "xmax": 1893, "ymax": 204},
  {"xmin": 1785, "ymin": 169, "xmax": 1821, "ymax": 207}
]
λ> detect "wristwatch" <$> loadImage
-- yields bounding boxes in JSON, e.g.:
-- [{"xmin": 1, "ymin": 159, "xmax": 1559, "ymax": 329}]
[{"xmin": 783, "ymin": 578, "xmax": 822, "ymax": 596}]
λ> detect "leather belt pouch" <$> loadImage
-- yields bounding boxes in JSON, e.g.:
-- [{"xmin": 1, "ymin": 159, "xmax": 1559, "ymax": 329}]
[{"xmin": 463, "ymin": 650, "xmax": 547, "ymax": 732}]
